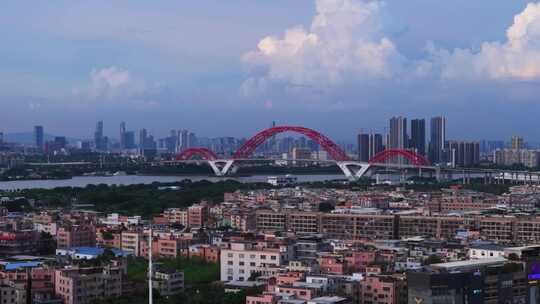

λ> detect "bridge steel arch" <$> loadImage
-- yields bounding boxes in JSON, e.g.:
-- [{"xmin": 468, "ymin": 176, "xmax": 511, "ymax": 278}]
[
  {"xmin": 174, "ymin": 148, "xmax": 218, "ymax": 161},
  {"xmin": 369, "ymin": 149, "xmax": 431, "ymax": 166},
  {"xmin": 233, "ymin": 126, "xmax": 350, "ymax": 161}
]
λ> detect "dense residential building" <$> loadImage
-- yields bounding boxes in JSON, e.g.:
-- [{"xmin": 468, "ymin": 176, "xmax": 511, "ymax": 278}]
[
  {"xmin": 187, "ymin": 203, "xmax": 209, "ymax": 228},
  {"xmin": 220, "ymin": 241, "xmax": 292, "ymax": 282},
  {"xmin": 121, "ymin": 231, "xmax": 143, "ymax": 256},
  {"xmin": 56, "ymin": 225, "xmax": 96, "ymax": 249},
  {"xmin": 151, "ymin": 268, "xmax": 184, "ymax": 296},
  {"xmin": 161, "ymin": 208, "xmax": 188, "ymax": 226},
  {"xmin": 55, "ymin": 265, "xmax": 123, "ymax": 304},
  {"xmin": 0, "ymin": 230, "xmax": 41, "ymax": 255},
  {"xmin": 511, "ymin": 135, "xmax": 524, "ymax": 150},
  {"xmin": 359, "ymin": 274, "xmax": 406, "ymax": 304},
  {"xmin": 494, "ymin": 148, "xmax": 540, "ymax": 167}
]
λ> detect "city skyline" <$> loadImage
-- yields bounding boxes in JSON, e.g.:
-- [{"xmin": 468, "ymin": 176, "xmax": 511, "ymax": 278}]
[
  {"xmin": 3, "ymin": 3, "xmax": 540, "ymax": 304},
  {"xmin": 3, "ymin": 117, "xmax": 540, "ymax": 148},
  {"xmin": 1, "ymin": 0, "xmax": 540, "ymax": 140}
]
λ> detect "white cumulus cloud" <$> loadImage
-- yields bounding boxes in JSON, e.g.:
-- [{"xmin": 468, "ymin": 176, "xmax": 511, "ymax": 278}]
[
  {"xmin": 88, "ymin": 66, "xmax": 132, "ymax": 98},
  {"xmin": 242, "ymin": 0, "xmax": 540, "ymax": 109},
  {"xmin": 429, "ymin": 2, "xmax": 540, "ymax": 80},
  {"xmin": 74, "ymin": 66, "xmax": 148, "ymax": 100},
  {"xmin": 242, "ymin": 0, "xmax": 404, "ymax": 95}
]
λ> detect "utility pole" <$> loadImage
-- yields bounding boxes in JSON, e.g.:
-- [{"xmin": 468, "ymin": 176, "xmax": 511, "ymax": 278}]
[
  {"xmin": 148, "ymin": 226, "xmax": 153, "ymax": 304},
  {"xmin": 26, "ymin": 267, "xmax": 32, "ymax": 304}
]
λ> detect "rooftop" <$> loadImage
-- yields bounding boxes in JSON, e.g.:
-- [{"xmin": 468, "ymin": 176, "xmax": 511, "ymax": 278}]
[{"xmin": 430, "ymin": 257, "xmax": 506, "ymax": 271}]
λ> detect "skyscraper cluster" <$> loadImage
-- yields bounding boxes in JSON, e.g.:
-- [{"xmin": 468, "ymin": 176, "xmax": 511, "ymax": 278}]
[
  {"xmin": 158, "ymin": 129, "xmax": 197, "ymax": 153},
  {"xmin": 357, "ymin": 116, "xmax": 480, "ymax": 167}
]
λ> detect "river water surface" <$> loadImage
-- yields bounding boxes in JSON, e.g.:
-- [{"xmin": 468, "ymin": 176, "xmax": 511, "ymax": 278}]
[{"xmin": 0, "ymin": 174, "xmax": 346, "ymax": 191}]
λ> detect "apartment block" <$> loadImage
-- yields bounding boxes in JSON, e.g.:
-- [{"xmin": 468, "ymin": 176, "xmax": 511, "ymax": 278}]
[
  {"xmin": 161, "ymin": 208, "xmax": 188, "ymax": 226},
  {"xmin": 188, "ymin": 203, "xmax": 209, "ymax": 228},
  {"xmin": 121, "ymin": 231, "xmax": 143, "ymax": 256},
  {"xmin": 55, "ymin": 266, "xmax": 122, "ymax": 304},
  {"xmin": 359, "ymin": 274, "xmax": 406, "ymax": 304},
  {"xmin": 220, "ymin": 242, "xmax": 290, "ymax": 282},
  {"xmin": 152, "ymin": 269, "xmax": 184, "ymax": 297},
  {"xmin": 56, "ymin": 225, "xmax": 96, "ymax": 249}
]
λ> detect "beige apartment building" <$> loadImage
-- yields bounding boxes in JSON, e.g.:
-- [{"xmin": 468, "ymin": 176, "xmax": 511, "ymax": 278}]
[
  {"xmin": 121, "ymin": 231, "xmax": 143, "ymax": 256},
  {"xmin": 255, "ymin": 210, "xmax": 540, "ymax": 245},
  {"xmin": 220, "ymin": 242, "xmax": 292, "ymax": 282}
]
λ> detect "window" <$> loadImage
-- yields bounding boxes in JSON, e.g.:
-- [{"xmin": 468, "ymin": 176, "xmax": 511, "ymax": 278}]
[
  {"xmin": 239, "ymin": 262, "xmax": 245, "ymax": 266},
  {"xmin": 271, "ymin": 256, "xmax": 277, "ymax": 260},
  {"xmin": 227, "ymin": 253, "xmax": 233, "ymax": 258},
  {"xmin": 261, "ymin": 255, "xmax": 266, "ymax": 260}
]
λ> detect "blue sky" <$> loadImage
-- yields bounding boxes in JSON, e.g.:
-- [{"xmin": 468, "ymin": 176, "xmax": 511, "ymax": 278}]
[{"xmin": 1, "ymin": 0, "xmax": 539, "ymax": 142}]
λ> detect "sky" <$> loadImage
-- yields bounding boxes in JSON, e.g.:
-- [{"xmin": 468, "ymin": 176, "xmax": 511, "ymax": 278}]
[{"xmin": 1, "ymin": 0, "xmax": 540, "ymax": 142}]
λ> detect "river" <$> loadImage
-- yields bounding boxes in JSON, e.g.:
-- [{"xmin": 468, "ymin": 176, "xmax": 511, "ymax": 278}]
[{"xmin": 0, "ymin": 174, "xmax": 346, "ymax": 191}]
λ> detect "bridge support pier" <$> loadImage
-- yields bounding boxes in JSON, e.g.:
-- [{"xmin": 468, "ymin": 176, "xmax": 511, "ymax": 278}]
[
  {"xmin": 336, "ymin": 162, "xmax": 371, "ymax": 182},
  {"xmin": 207, "ymin": 160, "xmax": 235, "ymax": 176}
]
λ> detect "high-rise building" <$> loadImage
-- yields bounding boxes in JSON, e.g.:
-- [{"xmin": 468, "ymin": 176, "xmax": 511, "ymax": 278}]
[
  {"xmin": 139, "ymin": 128, "xmax": 147, "ymax": 150},
  {"xmin": 34, "ymin": 125, "xmax": 44, "ymax": 152},
  {"xmin": 178, "ymin": 129, "xmax": 189, "ymax": 152},
  {"xmin": 511, "ymin": 136, "xmax": 524, "ymax": 150},
  {"xmin": 124, "ymin": 131, "xmax": 135, "ymax": 149},
  {"xmin": 94, "ymin": 121, "xmax": 107, "ymax": 151},
  {"xmin": 358, "ymin": 132, "xmax": 384, "ymax": 162},
  {"xmin": 0, "ymin": 131, "xmax": 4, "ymax": 145},
  {"xmin": 139, "ymin": 128, "xmax": 157, "ymax": 159},
  {"xmin": 188, "ymin": 132, "xmax": 197, "ymax": 148},
  {"xmin": 120, "ymin": 121, "xmax": 126, "ymax": 149},
  {"xmin": 357, "ymin": 133, "xmax": 370, "ymax": 162},
  {"xmin": 429, "ymin": 116, "xmax": 446, "ymax": 164},
  {"xmin": 447, "ymin": 140, "xmax": 480, "ymax": 167},
  {"xmin": 410, "ymin": 119, "xmax": 426, "ymax": 155},
  {"xmin": 389, "ymin": 116, "xmax": 407, "ymax": 149},
  {"xmin": 369, "ymin": 133, "xmax": 384, "ymax": 159}
]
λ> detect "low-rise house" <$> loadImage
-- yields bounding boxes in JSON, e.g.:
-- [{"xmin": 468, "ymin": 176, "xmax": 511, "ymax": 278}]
[{"xmin": 152, "ymin": 268, "xmax": 184, "ymax": 297}]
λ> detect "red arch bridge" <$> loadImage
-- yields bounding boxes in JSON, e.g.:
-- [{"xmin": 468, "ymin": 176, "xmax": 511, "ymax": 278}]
[{"xmin": 167, "ymin": 125, "xmax": 438, "ymax": 181}]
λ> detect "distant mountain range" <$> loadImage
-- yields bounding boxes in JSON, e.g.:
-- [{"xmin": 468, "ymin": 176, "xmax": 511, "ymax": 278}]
[{"xmin": 3, "ymin": 132, "xmax": 82, "ymax": 144}]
